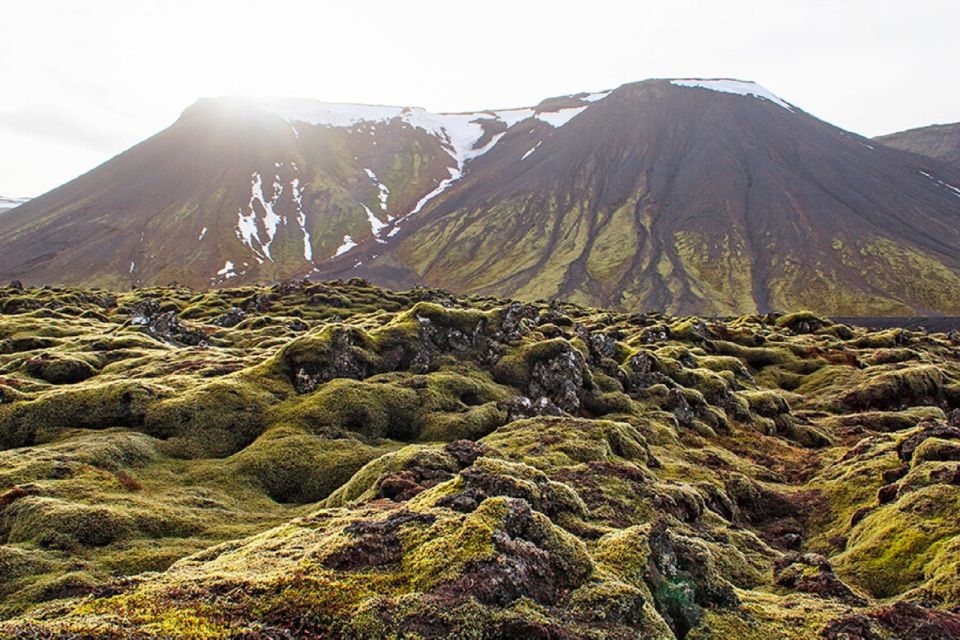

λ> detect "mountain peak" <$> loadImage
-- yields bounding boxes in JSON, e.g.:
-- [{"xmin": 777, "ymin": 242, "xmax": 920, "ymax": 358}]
[{"xmin": 667, "ymin": 78, "xmax": 794, "ymax": 111}]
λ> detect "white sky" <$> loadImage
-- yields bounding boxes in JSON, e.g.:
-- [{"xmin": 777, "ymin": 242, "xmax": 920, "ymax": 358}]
[{"xmin": 1, "ymin": 0, "xmax": 958, "ymax": 197}]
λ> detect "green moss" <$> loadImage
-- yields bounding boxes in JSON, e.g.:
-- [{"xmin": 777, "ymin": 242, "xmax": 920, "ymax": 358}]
[
  {"xmin": 913, "ymin": 535, "xmax": 960, "ymax": 607},
  {"xmin": 480, "ymin": 417, "xmax": 650, "ymax": 470},
  {"xmin": 711, "ymin": 340, "xmax": 796, "ymax": 369},
  {"xmin": 0, "ymin": 380, "xmax": 165, "ymax": 449},
  {"xmin": 404, "ymin": 498, "xmax": 507, "ymax": 590},
  {"xmin": 774, "ymin": 311, "xmax": 830, "ymax": 331},
  {"xmin": 835, "ymin": 484, "xmax": 960, "ymax": 598},
  {"xmin": 419, "ymin": 402, "xmax": 507, "ymax": 442},
  {"xmin": 818, "ymin": 407, "xmax": 946, "ymax": 433},
  {"xmin": 594, "ymin": 524, "xmax": 653, "ymax": 587},
  {"xmin": 269, "ymin": 323, "xmax": 379, "ymax": 386},
  {"xmin": 143, "ymin": 378, "xmax": 275, "ymax": 458},
  {"xmin": 395, "ymin": 301, "xmax": 491, "ymax": 335},
  {"xmin": 276, "ymin": 378, "xmax": 420, "ymax": 440},
  {"xmin": 691, "ymin": 590, "xmax": 851, "ymax": 640},
  {"xmin": 1, "ymin": 496, "xmax": 133, "ymax": 548},
  {"xmin": 492, "ymin": 338, "xmax": 582, "ymax": 388},
  {"xmin": 841, "ymin": 365, "xmax": 946, "ymax": 411},
  {"xmin": 223, "ymin": 427, "xmax": 398, "ymax": 503},
  {"xmin": 24, "ymin": 355, "xmax": 97, "ymax": 384},
  {"xmin": 1, "ymin": 282, "xmax": 959, "ymax": 636},
  {"xmin": 738, "ymin": 389, "xmax": 795, "ymax": 417},
  {"xmin": 323, "ymin": 444, "xmax": 458, "ymax": 507},
  {"xmin": 911, "ymin": 438, "xmax": 960, "ymax": 466}
]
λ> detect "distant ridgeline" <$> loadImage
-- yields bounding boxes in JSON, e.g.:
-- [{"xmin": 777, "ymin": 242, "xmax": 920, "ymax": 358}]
[{"xmin": 834, "ymin": 317, "xmax": 960, "ymax": 332}]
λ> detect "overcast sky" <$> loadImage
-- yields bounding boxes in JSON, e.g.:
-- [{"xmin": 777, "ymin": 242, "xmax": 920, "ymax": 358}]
[{"xmin": 2, "ymin": 0, "xmax": 958, "ymax": 197}]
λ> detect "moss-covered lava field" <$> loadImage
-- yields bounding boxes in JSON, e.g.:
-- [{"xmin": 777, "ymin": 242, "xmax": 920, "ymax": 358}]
[{"xmin": 1, "ymin": 279, "xmax": 959, "ymax": 638}]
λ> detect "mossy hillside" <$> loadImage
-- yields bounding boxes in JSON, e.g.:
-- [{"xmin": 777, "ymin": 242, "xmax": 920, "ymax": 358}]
[
  {"xmin": 219, "ymin": 427, "xmax": 400, "ymax": 504},
  {"xmin": 0, "ymin": 430, "xmax": 301, "ymax": 619},
  {"xmin": 0, "ymin": 380, "xmax": 168, "ymax": 449},
  {"xmin": 480, "ymin": 417, "xmax": 652, "ymax": 470},
  {"xmin": 273, "ymin": 368, "xmax": 511, "ymax": 444},
  {"xmin": 322, "ymin": 444, "xmax": 461, "ymax": 507},
  {"xmin": 1, "ymin": 281, "xmax": 959, "ymax": 637}
]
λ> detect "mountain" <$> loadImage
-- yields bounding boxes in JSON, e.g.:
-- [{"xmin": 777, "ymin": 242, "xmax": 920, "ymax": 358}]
[
  {"xmin": 3, "ymin": 79, "xmax": 960, "ymax": 315},
  {"xmin": 2, "ymin": 281, "xmax": 960, "ymax": 637},
  {"xmin": 876, "ymin": 122, "xmax": 960, "ymax": 169},
  {"xmin": 0, "ymin": 196, "xmax": 29, "ymax": 214}
]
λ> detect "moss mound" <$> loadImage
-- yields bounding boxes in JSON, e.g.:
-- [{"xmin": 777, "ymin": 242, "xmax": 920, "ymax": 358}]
[{"xmin": 0, "ymin": 281, "xmax": 958, "ymax": 637}]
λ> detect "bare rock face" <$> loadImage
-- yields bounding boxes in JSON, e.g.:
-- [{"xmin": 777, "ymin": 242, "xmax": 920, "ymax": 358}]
[
  {"xmin": 129, "ymin": 300, "xmax": 207, "ymax": 346},
  {"xmin": 528, "ymin": 346, "xmax": 588, "ymax": 415}
]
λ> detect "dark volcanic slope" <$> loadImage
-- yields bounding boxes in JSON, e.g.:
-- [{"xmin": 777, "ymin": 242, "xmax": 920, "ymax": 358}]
[
  {"xmin": 0, "ymin": 100, "xmax": 473, "ymax": 289},
  {"xmin": 3, "ymin": 79, "xmax": 960, "ymax": 315},
  {"xmin": 345, "ymin": 81, "xmax": 960, "ymax": 316},
  {"xmin": 876, "ymin": 122, "xmax": 960, "ymax": 169}
]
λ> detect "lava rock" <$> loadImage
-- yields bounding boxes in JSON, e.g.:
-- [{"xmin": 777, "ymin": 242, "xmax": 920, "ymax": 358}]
[
  {"xmin": 212, "ymin": 307, "xmax": 247, "ymax": 328},
  {"xmin": 773, "ymin": 552, "xmax": 867, "ymax": 605},
  {"xmin": 528, "ymin": 346, "xmax": 588, "ymax": 415},
  {"xmin": 897, "ymin": 422, "xmax": 960, "ymax": 463}
]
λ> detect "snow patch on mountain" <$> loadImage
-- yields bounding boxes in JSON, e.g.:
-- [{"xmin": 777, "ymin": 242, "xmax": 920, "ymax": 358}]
[
  {"xmin": 521, "ymin": 141, "xmax": 542, "ymax": 160},
  {"xmin": 919, "ymin": 170, "xmax": 960, "ymax": 198},
  {"xmin": 236, "ymin": 172, "xmax": 284, "ymax": 261},
  {"xmin": 362, "ymin": 204, "xmax": 388, "ymax": 243},
  {"xmin": 491, "ymin": 108, "xmax": 536, "ymax": 128},
  {"xmin": 402, "ymin": 165, "xmax": 462, "ymax": 221},
  {"xmin": 471, "ymin": 131, "xmax": 507, "ymax": 158},
  {"xmin": 259, "ymin": 98, "xmax": 600, "ymax": 236},
  {"xmin": 536, "ymin": 106, "xmax": 589, "ymax": 128},
  {"xmin": 255, "ymin": 174, "xmax": 283, "ymax": 258},
  {"xmin": 236, "ymin": 206, "xmax": 261, "ymax": 261},
  {"xmin": 364, "ymin": 168, "xmax": 390, "ymax": 211},
  {"xmin": 291, "ymin": 178, "xmax": 313, "ymax": 261},
  {"xmin": 378, "ymin": 183, "xmax": 390, "ymax": 211},
  {"xmin": 237, "ymin": 170, "xmax": 316, "ymax": 263},
  {"xmin": 670, "ymin": 79, "xmax": 793, "ymax": 112},
  {"xmin": 258, "ymin": 100, "xmax": 418, "ymax": 128},
  {"xmin": 581, "ymin": 91, "xmax": 611, "ymax": 103},
  {"xmin": 259, "ymin": 99, "xmax": 503, "ymax": 166},
  {"xmin": 257, "ymin": 99, "xmax": 588, "ymax": 170},
  {"xmin": 334, "ymin": 235, "xmax": 357, "ymax": 257}
]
